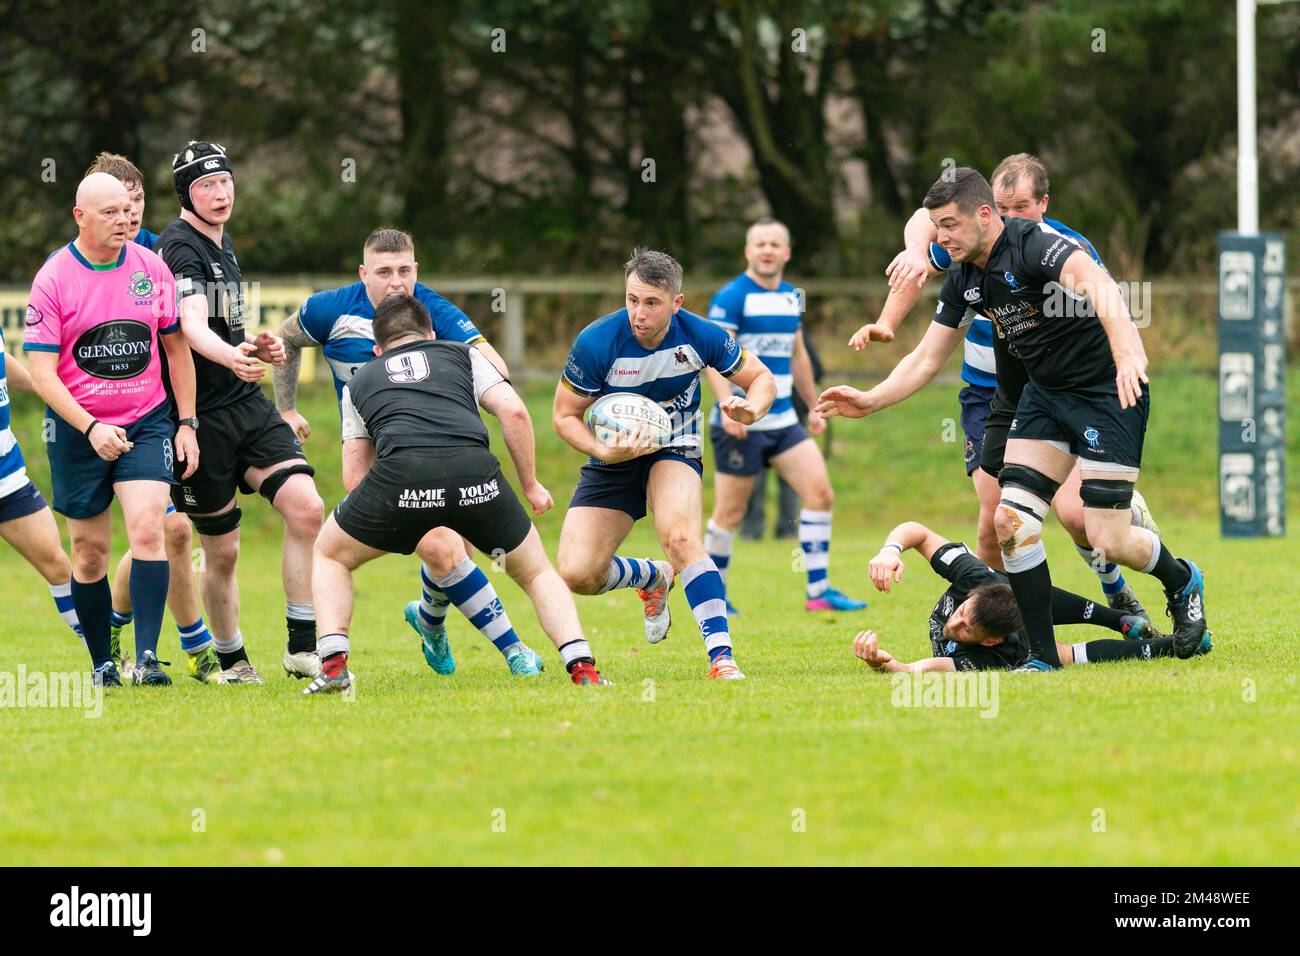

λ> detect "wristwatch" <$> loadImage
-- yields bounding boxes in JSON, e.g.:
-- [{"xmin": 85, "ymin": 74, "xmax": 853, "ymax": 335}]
[{"xmin": 178, "ymin": 417, "xmax": 199, "ymax": 430}]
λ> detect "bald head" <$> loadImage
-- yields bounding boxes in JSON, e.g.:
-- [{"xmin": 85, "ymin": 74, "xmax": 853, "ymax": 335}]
[
  {"xmin": 73, "ymin": 172, "xmax": 132, "ymax": 260},
  {"xmin": 77, "ymin": 172, "xmax": 129, "ymax": 209}
]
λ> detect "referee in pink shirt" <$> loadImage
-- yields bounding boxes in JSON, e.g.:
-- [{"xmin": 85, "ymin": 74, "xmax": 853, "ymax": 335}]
[{"xmin": 24, "ymin": 173, "xmax": 199, "ymax": 687}]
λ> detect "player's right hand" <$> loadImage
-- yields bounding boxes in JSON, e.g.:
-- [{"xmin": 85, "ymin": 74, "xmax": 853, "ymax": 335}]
[
  {"xmin": 853, "ymin": 630, "xmax": 893, "ymax": 670},
  {"xmin": 868, "ymin": 549, "xmax": 906, "ymax": 592},
  {"xmin": 230, "ymin": 341, "xmax": 265, "ymax": 382},
  {"xmin": 814, "ymin": 385, "xmax": 873, "ymax": 419},
  {"xmin": 597, "ymin": 424, "xmax": 658, "ymax": 464},
  {"xmin": 848, "ymin": 323, "xmax": 895, "ymax": 350},
  {"xmin": 1114, "ymin": 351, "xmax": 1148, "ymax": 409},
  {"xmin": 281, "ymin": 408, "xmax": 311, "ymax": 442},
  {"xmin": 885, "ymin": 248, "xmax": 932, "ymax": 292},
  {"xmin": 523, "ymin": 480, "xmax": 554, "ymax": 516},
  {"xmin": 88, "ymin": 422, "xmax": 131, "ymax": 462}
]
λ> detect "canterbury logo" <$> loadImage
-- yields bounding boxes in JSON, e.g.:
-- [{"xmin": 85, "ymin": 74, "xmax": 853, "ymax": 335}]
[{"xmin": 1186, "ymin": 593, "xmax": 1203, "ymax": 622}]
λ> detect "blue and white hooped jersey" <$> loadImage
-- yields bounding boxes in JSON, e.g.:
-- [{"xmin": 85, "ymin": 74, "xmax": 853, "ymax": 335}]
[
  {"xmin": 0, "ymin": 330, "xmax": 30, "ymax": 499},
  {"xmin": 562, "ymin": 308, "xmax": 747, "ymax": 461},
  {"xmin": 705, "ymin": 274, "xmax": 801, "ymax": 432},
  {"xmin": 297, "ymin": 281, "xmax": 484, "ymax": 404},
  {"xmin": 928, "ymin": 216, "xmax": 1105, "ymax": 390}
]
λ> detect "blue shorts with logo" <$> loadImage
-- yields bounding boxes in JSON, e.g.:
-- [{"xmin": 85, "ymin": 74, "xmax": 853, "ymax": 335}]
[
  {"xmin": 709, "ymin": 422, "xmax": 809, "ymax": 477},
  {"xmin": 569, "ymin": 449, "xmax": 703, "ymax": 521},
  {"xmin": 47, "ymin": 400, "xmax": 178, "ymax": 519},
  {"xmin": 958, "ymin": 384, "xmax": 997, "ymax": 476},
  {"xmin": 0, "ymin": 480, "xmax": 49, "ymax": 523}
]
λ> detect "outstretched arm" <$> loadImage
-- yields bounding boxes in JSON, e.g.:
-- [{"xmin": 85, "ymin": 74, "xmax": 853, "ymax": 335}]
[
  {"xmin": 867, "ymin": 521, "xmax": 951, "ymax": 593},
  {"xmin": 818, "ymin": 320, "xmax": 965, "ymax": 420},
  {"xmin": 852, "ymin": 629, "xmax": 956, "ymax": 673}
]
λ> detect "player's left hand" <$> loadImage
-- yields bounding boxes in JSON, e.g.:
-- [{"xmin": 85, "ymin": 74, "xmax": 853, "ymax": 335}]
[
  {"xmin": 251, "ymin": 330, "xmax": 286, "ymax": 367},
  {"xmin": 806, "ymin": 407, "xmax": 826, "ymax": 436},
  {"xmin": 720, "ymin": 395, "xmax": 759, "ymax": 426},
  {"xmin": 523, "ymin": 481, "xmax": 553, "ymax": 516},
  {"xmin": 852, "ymin": 630, "xmax": 893, "ymax": 670},
  {"xmin": 1114, "ymin": 351, "xmax": 1148, "ymax": 409},
  {"xmin": 175, "ymin": 424, "xmax": 200, "ymax": 480}
]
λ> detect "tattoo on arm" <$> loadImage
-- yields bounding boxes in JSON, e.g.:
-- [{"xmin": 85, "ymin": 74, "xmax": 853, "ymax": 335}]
[{"xmin": 273, "ymin": 313, "xmax": 312, "ymax": 411}]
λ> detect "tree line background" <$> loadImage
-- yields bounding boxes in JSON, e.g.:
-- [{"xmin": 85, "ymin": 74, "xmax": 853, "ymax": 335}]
[{"xmin": 2, "ymin": 0, "xmax": 1298, "ymax": 286}]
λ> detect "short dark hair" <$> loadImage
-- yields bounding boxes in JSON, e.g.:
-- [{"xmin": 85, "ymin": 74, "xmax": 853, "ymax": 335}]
[
  {"xmin": 372, "ymin": 293, "xmax": 431, "ymax": 349},
  {"xmin": 624, "ymin": 247, "xmax": 683, "ymax": 294},
  {"xmin": 364, "ymin": 228, "xmax": 414, "ymax": 256},
  {"xmin": 922, "ymin": 167, "xmax": 996, "ymax": 216},
  {"xmin": 746, "ymin": 217, "xmax": 791, "ymax": 245},
  {"xmin": 990, "ymin": 153, "xmax": 1050, "ymax": 201},
  {"xmin": 966, "ymin": 583, "xmax": 1025, "ymax": 641}
]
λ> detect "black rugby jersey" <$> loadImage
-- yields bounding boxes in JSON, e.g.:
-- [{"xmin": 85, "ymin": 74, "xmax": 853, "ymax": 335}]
[
  {"xmin": 933, "ymin": 216, "xmax": 1116, "ymax": 392},
  {"xmin": 341, "ymin": 340, "xmax": 504, "ymax": 458},
  {"xmin": 928, "ymin": 542, "xmax": 1029, "ymax": 671},
  {"xmin": 156, "ymin": 218, "xmax": 261, "ymax": 412}
]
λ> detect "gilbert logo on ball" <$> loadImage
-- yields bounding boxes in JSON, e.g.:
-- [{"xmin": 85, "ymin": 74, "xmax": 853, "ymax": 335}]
[{"xmin": 588, "ymin": 392, "xmax": 673, "ymax": 447}]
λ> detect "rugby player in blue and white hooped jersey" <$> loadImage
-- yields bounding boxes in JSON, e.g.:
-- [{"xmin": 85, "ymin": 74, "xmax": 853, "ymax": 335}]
[
  {"xmin": 834, "ymin": 153, "xmax": 1159, "ymax": 621},
  {"xmin": 704, "ymin": 218, "xmax": 866, "ymax": 615},
  {"xmin": 553, "ymin": 248, "xmax": 775, "ymax": 680},
  {"xmin": 271, "ymin": 229, "xmax": 538, "ymax": 678},
  {"xmin": 0, "ymin": 330, "xmax": 86, "ymax": 645}
]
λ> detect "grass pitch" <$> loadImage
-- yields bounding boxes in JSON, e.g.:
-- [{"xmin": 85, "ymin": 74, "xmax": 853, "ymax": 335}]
[{"xmin": 0, "ymin": 366, "xmax": 1295, "ymax": 866}]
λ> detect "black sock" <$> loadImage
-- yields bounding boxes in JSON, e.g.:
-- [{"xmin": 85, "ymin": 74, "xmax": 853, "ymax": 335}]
[
  {"xmin": 128, "ymin": 558, "xmax": 169, "ymax": 660},
  {"xmin": 1080, "ymin": 637, "xmax": 1176, "ymax": 662},
  {"xmin": 1150, "ymin": 541, "xmax": 1191, "ymax": 595},
  {"xmin": 286, "ymin": 616, "xmax": 317, "ymax": 655},
  {"xmin": 217, "ymin": 647, "xmax": 249, "ymax": 669},
  {"xmin": 1051, "ymin": 587, "xmax": 1126, "ymax": 630},
  {"xmin": 72, "ymin": 575, "xmax": 114, "ymax": 667},
  {"xmin": 1007, "ymin": 561, "xmax": 1060, "ymax": 667}
]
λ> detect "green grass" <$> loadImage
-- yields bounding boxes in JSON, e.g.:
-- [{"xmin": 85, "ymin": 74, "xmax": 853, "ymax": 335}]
[{"xmin": 0, "ymin": 366, "xmax": 1296, "ymax": 866}]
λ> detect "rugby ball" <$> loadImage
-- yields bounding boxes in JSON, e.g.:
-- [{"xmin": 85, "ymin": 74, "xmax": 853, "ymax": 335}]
[{"xmin": 587, "ymin": 392, "xmax": 673, "ymax": 448}]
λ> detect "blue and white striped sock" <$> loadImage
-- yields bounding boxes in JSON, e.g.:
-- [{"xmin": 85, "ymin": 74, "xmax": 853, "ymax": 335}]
[
  {"xmin": 49, "ymin": 581, "xmax": 84, "ymax": 645},
  {"xmin": 1076, "ymin": 545, "xmax": 1126, "ymax": 596},
  {"xmin": 681, "ymin": 558, "xmax": 731, "ymax": 663},
  {"xmin": 435, "ymin": 558, "xmax": 520, "ymax": 656},
  {"xmin": 799, "ymin": 509, "xmax": 832, "ymax": 599},
  {"xmin": 177, "ymin": 618, "xmax": 213, "ymax": 655},
  {"xmin": 704, "ymin": 520, "xmax": 734, "ymax": 588},
  {"xmin": 598, "ymin": 556, "xmax": 659, "ymax": 593},
  {"xmin": 418, "ymin": 562, "xmax": 451, "ymax": 634}
]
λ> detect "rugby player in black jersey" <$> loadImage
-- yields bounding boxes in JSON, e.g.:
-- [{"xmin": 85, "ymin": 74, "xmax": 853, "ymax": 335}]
[
  {"xmin": 305, "ymin": 294, "xmax": 610, "ymax": 693},
  {"xmin": 849, "ymin": 521, "xmax": 1209, "ymax": 674},
  {"xmin": 156, "ymin": 141, "xmax": 325, "ymax": 684}
]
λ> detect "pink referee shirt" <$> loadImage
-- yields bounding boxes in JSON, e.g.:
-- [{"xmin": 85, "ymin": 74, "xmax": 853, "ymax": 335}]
[{"xmin": 24, "ymin": 242, "xmax": 180, "ymax": 426}]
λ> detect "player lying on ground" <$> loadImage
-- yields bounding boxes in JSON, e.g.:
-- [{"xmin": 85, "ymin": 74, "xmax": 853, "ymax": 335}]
[
  {"xmin": 0, "ymin": 343, "xmax": 87, "ymax": 644},
  {"xmin": 833, "ymin": 153, "xmax": 1157, "ymax": 621},
  {"xmin": 703, "ymin": 217, "xmax": 866, "ymax": 615},
  {"xmin": 159, "ymin": 140, "xmax": 327, "ymax": 685},
  {"xmin": 25, "ymin": 173, "xmax": 200, "ymax": 687},
  {"xmin": 272, "ymin": 227, "xmax": 529, "ymax": 677},
  {"xmin": 70, "ymin": 151, "xmax": 216, "ymax": 680},
  {"xmin": 851, "ymin": 521, "xmax": 1210, "ymax": 674},
  {"xmin": 307, "ymin": 294, "xmax": 610, "ymax": 693},
  {"xmin": 552, "ymin": 248, "xmax": 775, "ymax": 680},
  {"xmin": 900, "ymin": 168, "xmax": 1208, "ymax": 667}
]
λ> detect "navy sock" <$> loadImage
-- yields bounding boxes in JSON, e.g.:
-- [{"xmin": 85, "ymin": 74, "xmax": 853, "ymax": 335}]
[
  {"xmin": 128, "ymin": 558, "xmax": 169, "ymax": 659},
  {"xmin": 1151, "ymin": 543, "xmax": 1191, "ymax": 595},
  {"xmin": 1079, "ymin": 637, "xmax": 1176, "ymax": 662},
  {"xmin": 72, "ymin": 575, "xmax": 114, "ymax": 667},
  {"xmin": 1050, "ymin": 587, "xmax": 1126, "ymax": 630},
  {"xmin": 1006, "ymin": 561, "xmax": 1060, "ymax": 667}
]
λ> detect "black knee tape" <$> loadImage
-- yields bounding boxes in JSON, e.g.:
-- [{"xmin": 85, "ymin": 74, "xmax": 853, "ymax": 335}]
[
  {"xmin": 1080, "ymin": 478, "xmax": 1134, "ymax": 510},
  {"xmin": 192, "ymin": 506, "xmax": 242, "ymax": 536},
  {"xmin": 259, "ymin": 463, "xmax": 316, "ymax": 504},
  {"xmin": 998, "ymin": 464, "xmax": 1061, "ymax": 503}
]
